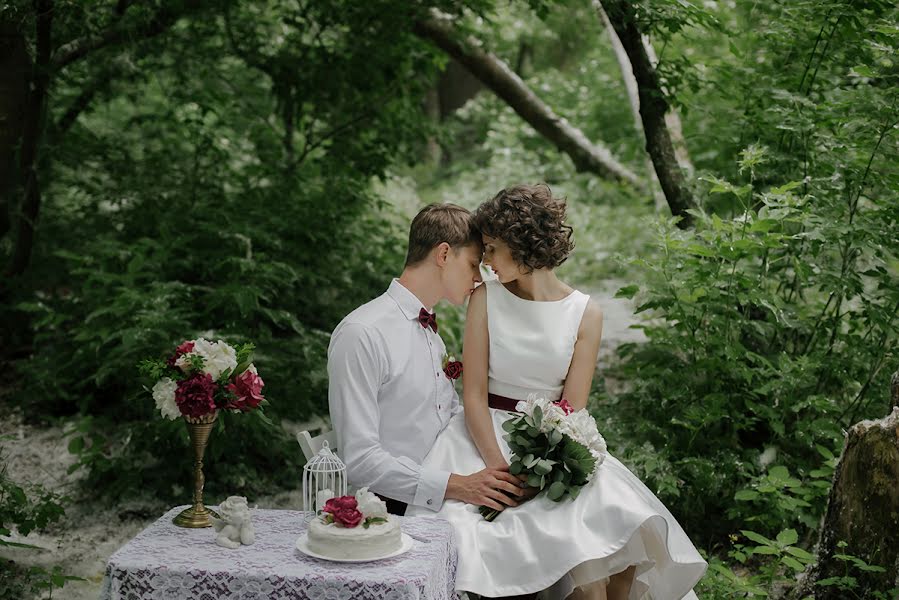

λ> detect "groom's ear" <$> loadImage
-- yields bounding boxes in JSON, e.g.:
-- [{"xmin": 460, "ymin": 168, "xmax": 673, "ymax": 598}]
[{"xmin": 434, "ymin": 242, "xmax": 451, "ymax": 266}]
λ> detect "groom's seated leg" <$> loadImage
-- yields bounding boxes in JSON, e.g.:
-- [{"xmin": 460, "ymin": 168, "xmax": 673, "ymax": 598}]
[{"xmin": 374, "ymin": 493, "xmax": 407, "ymax": 516}]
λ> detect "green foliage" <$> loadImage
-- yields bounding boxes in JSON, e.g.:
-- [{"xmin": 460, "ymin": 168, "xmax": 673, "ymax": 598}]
[
  {"xmin": 697, "ymin": 534, "xmax": 896, "ymax": 599},
  {"xmin": 0, "ymin": 444, "xmax": 77, "ymax": 600},
  {"xmin": 610, "ymin": 153, "xmax": 897, "ymax": 540}
]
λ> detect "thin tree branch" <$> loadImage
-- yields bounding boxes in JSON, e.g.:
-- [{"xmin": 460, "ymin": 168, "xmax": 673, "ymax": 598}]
[
  {"xmin": 414, "ymin": 12, "xmax": 641, "ymax": 187},
  {"xmin": 51, "ymin": 1, "xmax": 201, "ymax": 71}
]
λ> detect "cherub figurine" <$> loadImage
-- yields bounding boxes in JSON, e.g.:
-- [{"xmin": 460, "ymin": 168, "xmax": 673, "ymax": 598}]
[{"xmin": 211, "ymin": 496, "xmax": 255, "ymax": 549}]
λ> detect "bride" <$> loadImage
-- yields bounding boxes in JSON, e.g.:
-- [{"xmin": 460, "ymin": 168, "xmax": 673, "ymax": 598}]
[{"xmin": 406, "ymin": 184, "xmax": 706, "ymax": 600}]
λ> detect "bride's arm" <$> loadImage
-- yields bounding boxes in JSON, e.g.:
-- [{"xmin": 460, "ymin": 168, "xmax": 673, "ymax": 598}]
[
  {"xmin": 462, "ymin": 284, "xmax": 507, "ymax": 469},
  {"xmin": 561, "ymin": 300, "xmax": 604, "ymax": 411}
]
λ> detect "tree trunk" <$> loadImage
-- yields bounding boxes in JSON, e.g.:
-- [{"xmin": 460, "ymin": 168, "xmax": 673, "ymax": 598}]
[
  {"xmin": 891, "ymin": 370, "xmax": 898, "ymax": 412},
  {"xmin": 414, "ymin": 14, "xmax": 641, "ymax": 187},
  {"xmin": 437, "ymin": 58, "xmax": 482, "ymax": 119},
  {"xmin": 423, "ymin": 85, "xmax": 442, "ymax": 164},
  {"xmin": 640, "ymin": 37, "xmax": 693, "ymax": 177},
  {"xmin": 0, "ymin": 22, "xmax": 30, "ymax": 243},
  {"xmin": 596, "ymin": 0, "xmax": 696, "ymax": 227},
  {"xmin": 596, "ymin": 3, "xmax": 661, "ymax": 209},
  {"xmin": 792, "ymin": 406, "xmax": 899, "ymax": 598},
  {"xmin": 6, "ymin": 0, "xmax": 52, "ymax": 278}
]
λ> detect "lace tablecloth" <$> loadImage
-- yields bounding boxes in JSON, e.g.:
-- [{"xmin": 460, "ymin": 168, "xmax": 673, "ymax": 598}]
[{"xmin": 99, "ymin": 506, "xmax": 458, "ymax": 600}]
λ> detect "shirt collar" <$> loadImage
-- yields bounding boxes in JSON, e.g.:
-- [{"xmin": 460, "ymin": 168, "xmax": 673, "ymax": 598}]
[{"xmin": 387, "ymin": 279, "xmax": 431, "ymax": 321}]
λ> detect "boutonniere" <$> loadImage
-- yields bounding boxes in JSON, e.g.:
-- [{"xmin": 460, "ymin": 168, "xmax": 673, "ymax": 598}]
[{"xmin": 442, "ymin": 353, "xmax": 463, "ymax": 380}]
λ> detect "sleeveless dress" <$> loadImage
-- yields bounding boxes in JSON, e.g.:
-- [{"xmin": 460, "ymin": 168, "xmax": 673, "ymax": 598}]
[{"xmin": 405, "ymin": 280, "xmax": 707, "ymax": 599}]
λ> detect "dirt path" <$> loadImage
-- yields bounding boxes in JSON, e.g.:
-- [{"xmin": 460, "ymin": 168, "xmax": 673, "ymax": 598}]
[{"xmin": 1, "ymin": 281, "xmax": 644, "ymax": 599}]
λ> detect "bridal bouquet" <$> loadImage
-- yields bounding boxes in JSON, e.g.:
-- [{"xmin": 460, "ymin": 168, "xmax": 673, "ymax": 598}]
[
  {"xmin": 139, "ymin": 338, "xmax": 266, "ymax": 420},
  {"xmin": 481, "ymin": 394, "xmax": 607, "ymax": 521}
]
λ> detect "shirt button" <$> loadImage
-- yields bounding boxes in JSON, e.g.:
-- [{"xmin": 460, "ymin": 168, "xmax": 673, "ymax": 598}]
[{"xmin": 427, "ymin": 499, "xmax": 433, "ymax": 505}]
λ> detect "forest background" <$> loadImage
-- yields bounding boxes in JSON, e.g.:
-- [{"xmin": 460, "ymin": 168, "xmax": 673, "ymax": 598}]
[{"xmin": 1, "ymin": 0, "xmax": 897, "ymax": 598}]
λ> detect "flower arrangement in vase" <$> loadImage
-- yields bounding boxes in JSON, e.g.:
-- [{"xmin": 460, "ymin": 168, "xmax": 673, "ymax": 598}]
[{"xmin": 139, "ymin": 338, "xmax": 267, "ymax": 528}]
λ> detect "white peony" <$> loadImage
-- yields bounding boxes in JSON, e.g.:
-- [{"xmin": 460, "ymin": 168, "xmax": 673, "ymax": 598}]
[
  {"xmin": 515, "ymin": 393, "xmax": 566, "ymax": 432},
  {"xmin": 557, "ymin": 409, "xmax": 608, "ymax": 467},
  {"xmin": 177, "ymin": 338, "xmax": 238, "ymax": 380},
  {"xmin": 152, "ymin": 377, "xmax": 180, "ymax": 420},
  {"xmin": 354, "ymin": 487, "xmax": 388, "ymax": 519}
]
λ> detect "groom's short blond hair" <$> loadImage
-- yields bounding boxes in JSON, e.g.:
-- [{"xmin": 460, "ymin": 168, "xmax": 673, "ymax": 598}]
[{"xmin": 405, "ymin": 203, "xmax": 481, "ymax": 267}]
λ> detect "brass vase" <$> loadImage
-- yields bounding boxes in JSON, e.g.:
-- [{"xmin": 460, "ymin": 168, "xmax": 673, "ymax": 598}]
[{"xmin": 173, "ymin": 411, "xmax": 220, "ymax": 528}]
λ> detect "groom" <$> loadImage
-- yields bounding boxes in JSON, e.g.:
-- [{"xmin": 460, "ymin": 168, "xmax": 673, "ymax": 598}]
[{"xmin": 327, "ymin": 203, "xmax": 525, "ymax": 516}]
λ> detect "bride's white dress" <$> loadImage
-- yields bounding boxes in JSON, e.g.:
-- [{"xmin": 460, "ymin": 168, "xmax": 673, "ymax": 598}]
[{"xmin": 406, "ymin": 280, "xmax": 707, "ymax": 599}]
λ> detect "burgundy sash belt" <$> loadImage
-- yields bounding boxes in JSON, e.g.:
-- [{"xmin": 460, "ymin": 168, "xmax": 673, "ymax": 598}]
[{"xmin": 487, "ymin": 393, "xmax": 524, "ymax": 412}]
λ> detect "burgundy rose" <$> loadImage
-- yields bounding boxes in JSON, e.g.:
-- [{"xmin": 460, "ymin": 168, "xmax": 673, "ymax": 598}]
[
  {"xmin": 174, "ymin": 373, "xmax": 217, "ymax": 418},
  {"xmin": 225, "ymin": 367, "xmax": 265, "ymax": 411},
  {"xmin": 166, "ymin": 340, "xmax": 196, "ymax": 368},
  {"xmin": 323, "ymin": 496, "xmax": 358, "ymax": 514},
  {"xmin": 332, "ymin": 507, "xmax": 363, "ymax": 528},
  {"xmin": 443, "ymin": 361, "xmax": 463, "ymax": 380},
  {"xmin": 554, "ymin": 398, "xmax": 574, "ymax": 416}
]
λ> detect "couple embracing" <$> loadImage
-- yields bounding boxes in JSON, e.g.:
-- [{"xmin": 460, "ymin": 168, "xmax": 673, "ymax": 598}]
[{"xmin": 328, "ymin": 184, "xmax": 706, "ymax": 600}]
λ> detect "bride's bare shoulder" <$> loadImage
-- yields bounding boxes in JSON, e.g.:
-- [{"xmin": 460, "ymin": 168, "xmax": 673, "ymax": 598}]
[{"xmin": 579, "ymin": 298, "xmax": 604, "ymax": 336}]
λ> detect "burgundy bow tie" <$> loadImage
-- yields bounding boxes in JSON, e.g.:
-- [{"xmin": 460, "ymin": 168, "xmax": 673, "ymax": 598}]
[{"xmin": 418, "ymin": 308, "xmax": 438, "ymax": 333}]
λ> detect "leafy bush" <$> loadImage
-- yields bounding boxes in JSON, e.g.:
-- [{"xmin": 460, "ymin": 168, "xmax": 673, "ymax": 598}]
[
  {"xmin": 0, "ymin": 445, "xmax": 77, "ymax": 600},
  {"xmin": 609, "ymin": 147, "xmax": 898, "ymax": 543}
]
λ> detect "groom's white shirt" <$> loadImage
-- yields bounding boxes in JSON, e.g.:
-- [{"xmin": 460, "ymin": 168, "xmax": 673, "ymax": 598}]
[{"xmin": 328, "ymin": 279, "xmax": 460, "ymax": 511}]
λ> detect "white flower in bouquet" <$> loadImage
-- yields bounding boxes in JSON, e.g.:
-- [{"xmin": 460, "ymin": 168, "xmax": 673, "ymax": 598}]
[
  {"xmin": 557, "ymin": 410, "xmax": 608, "ymax": 467},
  {"xmin": 176, "ymin": 338, "xmax": 238, "ymax": 380},
  {"xmin": 515, "ymin": 394, "xmax": 566, "ymax": 432},
  {"xmin": 354, "ymin": 487, "xmax": 388, "ymax": 519},
  {"xmin": 152, "ymin": 377, "xmax": 180, "ymax": 420}
]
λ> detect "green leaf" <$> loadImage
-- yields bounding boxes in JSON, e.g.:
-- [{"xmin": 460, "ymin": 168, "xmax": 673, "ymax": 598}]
[
  {"xmin": 782, "ymin": 556, "xmax": 805, "ymax": 571},
  {"xmin": 547, "ymin": 481, "xmax": 565, "ymax": 501},
  {"xmin": 509, "ymin": 461, "xmax": 523, "ymax": 476},
  {"xmin": 752, "ymin": 545, "xmax": 780, "ymax": 555},
  {"xmin": 549, "ymin": 429, "xmax": 563, "ymax": 446},
  {"xmin": 741, "ymin": 530, "xmax": 775, "ymax": 546},
  {"xmin": 615, "ymin": 285, "xmax": 639, "ymax": 299},
  {"xmin": 776, "ymin": 529, "xmax": 799, "ymax": 546},
  {"xmin": 533, "ymin": 460, "xmax": 553, "ymax": 476},
  {"xmin": 734, "ymin": 490, "xmax": 759, "ymax": 501},
  {"xmin": 67, "ymin": 437, "xmax": 84, "ymax": 454},
  {"xmin": 785, "ymin": 546, "xmax": 815, "ymax": 561}
]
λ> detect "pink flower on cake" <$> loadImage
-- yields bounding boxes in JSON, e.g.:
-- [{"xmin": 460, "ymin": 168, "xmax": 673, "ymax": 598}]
[
  {"xmin": 332, "ymin": 507, "xmax": 364, "ymax": 528},
  {"xmin": 226, "ymin": 365, "xmax": 265, "ymax": 411},
  {"xmin": 175, "ymin": 373, "xmax": 218, "ymax": 418}
]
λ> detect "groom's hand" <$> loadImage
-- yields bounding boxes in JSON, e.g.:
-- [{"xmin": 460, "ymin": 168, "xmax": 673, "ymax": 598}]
[{"xmin": 446, "ymin": 468, "xmax": 526, "ymax": 511}]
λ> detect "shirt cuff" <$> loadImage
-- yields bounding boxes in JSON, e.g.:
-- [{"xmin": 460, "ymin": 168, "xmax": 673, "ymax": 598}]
[{"xmin": 411, "ymin": 467, "xmax": 451, "ymax": 511}]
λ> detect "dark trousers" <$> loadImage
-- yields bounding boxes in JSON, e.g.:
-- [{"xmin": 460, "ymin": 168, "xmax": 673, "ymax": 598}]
[{"xmin": 375, "ymin": 493, "xmax": 407, "ymax": 516}]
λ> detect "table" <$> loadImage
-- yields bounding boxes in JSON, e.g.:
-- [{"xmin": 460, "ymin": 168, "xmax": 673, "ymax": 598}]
[{"xmin": 99, "ymin": 506, "xmax": 458, "ymax": 600}]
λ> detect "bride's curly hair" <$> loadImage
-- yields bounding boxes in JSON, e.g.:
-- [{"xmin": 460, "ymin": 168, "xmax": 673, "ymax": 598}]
[{"xmin": 474, "ymin": 184, "xmax": 574, "ymax": 272}]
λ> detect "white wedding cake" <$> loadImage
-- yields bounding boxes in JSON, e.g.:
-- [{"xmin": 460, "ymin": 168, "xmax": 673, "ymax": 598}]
[{"xmin": 307, "ymin": 487, "xmax": 403, "ymax": 560}]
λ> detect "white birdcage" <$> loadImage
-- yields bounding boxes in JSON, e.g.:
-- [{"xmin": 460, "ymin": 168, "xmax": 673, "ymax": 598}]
[{"xmin": 302, "ymin": 440, "xmax": 347, "ymax": 523}]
